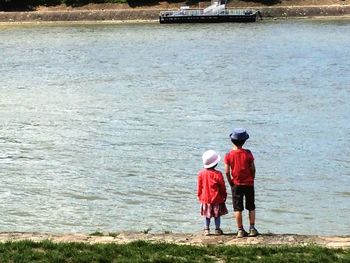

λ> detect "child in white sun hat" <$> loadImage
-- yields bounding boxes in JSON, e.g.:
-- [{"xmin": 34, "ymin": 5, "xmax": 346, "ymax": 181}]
[{"xmin": 197, "ymin": 150, "xmax": 228, "ymax": 236}]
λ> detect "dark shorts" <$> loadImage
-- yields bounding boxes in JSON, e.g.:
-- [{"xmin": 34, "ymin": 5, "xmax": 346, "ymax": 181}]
[{"xmin": 231, "ymin": 185, "xmax": 255, "ymax": 211}]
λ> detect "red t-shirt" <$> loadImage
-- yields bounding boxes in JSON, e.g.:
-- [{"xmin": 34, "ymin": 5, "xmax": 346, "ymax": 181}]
[
  {"xmin": 197, "ymin": 169, "xmax": 227, "ymax": 204},
  {"xmin": 224, "ymin": 148, "xmax": 255, "ymax": 186}
]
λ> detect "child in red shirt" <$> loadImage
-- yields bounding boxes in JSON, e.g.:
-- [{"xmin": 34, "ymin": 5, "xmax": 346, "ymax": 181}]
[
  {"xmin": 197, "ymin": 150, "xmax": 228, "ymax": 236},
  {"xmin": 224, "ymin": 128, "xmax": 259, "ymax": 238}
]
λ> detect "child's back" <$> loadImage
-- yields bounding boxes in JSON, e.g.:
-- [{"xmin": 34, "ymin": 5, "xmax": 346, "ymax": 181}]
[
  {"xmin": 225, "ymin": 148, "xmax": 254, "ymax": 186},
  {"xmin": 197, "ymin": 168, "xmax": 226, "ymax": 204}
]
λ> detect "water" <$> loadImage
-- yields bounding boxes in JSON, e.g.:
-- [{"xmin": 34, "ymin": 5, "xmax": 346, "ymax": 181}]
[{"xmin": 0, "ymin": 20, "xmax": 349, "ymax": 235}]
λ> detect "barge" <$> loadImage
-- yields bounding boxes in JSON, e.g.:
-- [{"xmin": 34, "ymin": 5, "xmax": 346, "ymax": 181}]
[{"xmin": 159, "ymin": 1, "xmax": 262, "ymax": 24}]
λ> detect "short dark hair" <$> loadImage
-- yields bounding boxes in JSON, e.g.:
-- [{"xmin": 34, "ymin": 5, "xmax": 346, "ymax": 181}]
[
  {"xmin": 231, "ymin": 139, "xmax": 246, "ymax": 147},
  {"xmin": 207, "ymin": 164, "xmax": 218, "ymax": 169}
]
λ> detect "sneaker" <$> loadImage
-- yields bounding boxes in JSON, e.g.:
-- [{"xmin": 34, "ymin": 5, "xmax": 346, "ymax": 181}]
[
  {"xmin": 237, "ymin": 229, "xmax": 248, "ymax": 238},
  {"xmin": 203, "ymin": 229, "xmax": 210, "ymax": 236},
  {"xmin": 214, "ymin": 228, "xmax": 224, "ymax": 235},
  {"xmin": 248, "ymin": 227, "xmax": 259, "ymax": 237}
]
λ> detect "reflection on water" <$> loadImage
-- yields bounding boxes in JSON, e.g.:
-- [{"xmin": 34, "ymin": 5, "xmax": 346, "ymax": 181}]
[{"xmin": 0, "ymin": 20, "xmax": 349, "ymax": 235}]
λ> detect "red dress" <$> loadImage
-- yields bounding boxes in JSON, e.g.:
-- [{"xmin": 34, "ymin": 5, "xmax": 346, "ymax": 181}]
[{"xmin": 197, "ymin": 168, "xmax": 228, "ymax": 218}]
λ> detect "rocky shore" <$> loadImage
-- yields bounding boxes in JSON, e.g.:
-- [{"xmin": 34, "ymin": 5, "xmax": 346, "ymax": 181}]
[
  {"xmin": 0, "ymin": 232, "xmax": 349, "ymax": 248},
  {"xmin": 0, "ymin": 4, "xmax": 350, "ymax": 23}
]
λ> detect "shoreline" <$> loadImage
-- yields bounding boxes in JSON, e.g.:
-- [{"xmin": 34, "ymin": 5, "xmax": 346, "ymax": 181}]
[
  {"xmin": 1, "ymin": 5, "xmax": 350, "ymax": 23},
  {"xmin": 1, "ymin": 15, "xmax": 350, "ymax": 27},
  {"xmin": 0, "ymin": 20, "xmax": 158, "ymax": 26},
  {"xmin": 0, "ymin": 232, "xmax": 349, "ymax": 248}
]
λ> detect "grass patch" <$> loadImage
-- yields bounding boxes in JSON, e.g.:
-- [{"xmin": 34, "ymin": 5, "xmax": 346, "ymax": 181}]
[
  {"xmin": 89, "ymin": 231, "xmax": 104, "ymax": 236},
  {"xmin": 143, "ymin": 227, "xmax": 152, "ymax": 234},
  {"xmin": 0, "ymin": 240, "xmax": 348, "ymax": 262},
  {"xmin": 108, "ymin": 232, "xmax": 120, "ymax": 238}
]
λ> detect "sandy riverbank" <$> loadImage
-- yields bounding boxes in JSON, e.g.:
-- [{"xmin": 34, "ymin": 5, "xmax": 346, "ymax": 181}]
[
  {"xmin": 0, "ymin": 232, "xmax": 349, "ymax": 248},
  {"xmin": 1, "ymin": 4, "xmax": 350, "ymax": 22}
]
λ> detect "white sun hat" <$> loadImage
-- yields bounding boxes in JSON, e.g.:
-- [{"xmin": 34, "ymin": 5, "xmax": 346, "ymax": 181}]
[{"xmin": 202, "ymin": 150, "xmax": 221, "ymax": 168}]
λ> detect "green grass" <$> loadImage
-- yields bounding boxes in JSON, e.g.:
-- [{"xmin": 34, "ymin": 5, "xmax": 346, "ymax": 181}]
[{"xmin": 0, "ymin": 240, "xmax": 349, "ymax": 262}]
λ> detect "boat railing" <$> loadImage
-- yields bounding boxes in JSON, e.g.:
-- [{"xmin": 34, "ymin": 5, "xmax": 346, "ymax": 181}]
[
  {"xmin": 160, "ymin": 9, "xmax": 202, "ymax": 17},
  {"xmin": 160, "ymin": 8, "xmax": 257, "ymax": 17}
]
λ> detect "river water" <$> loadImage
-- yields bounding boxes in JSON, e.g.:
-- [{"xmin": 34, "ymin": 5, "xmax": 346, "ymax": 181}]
[{"xmin": 0, "ymin": 20, "xmax": 349, "ymax": 235}]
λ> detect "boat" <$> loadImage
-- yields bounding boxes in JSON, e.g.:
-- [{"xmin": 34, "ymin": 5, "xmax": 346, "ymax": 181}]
[{"xmin": 159, "ymin": 0, "xmax": 262, "ymax": 24}]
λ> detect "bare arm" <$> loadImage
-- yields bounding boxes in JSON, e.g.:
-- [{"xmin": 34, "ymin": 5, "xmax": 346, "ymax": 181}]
[
  {"xmin": 250, "ymin": 161, "xmax": 256, "ymax": 179},
  {"xmin": 224, "ymin": 163, "xmax": 234, "ymax": 187}
]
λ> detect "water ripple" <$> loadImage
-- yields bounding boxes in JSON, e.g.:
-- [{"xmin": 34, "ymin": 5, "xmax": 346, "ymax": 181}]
[{"xmin": 0, "ymin": 21, "xmax": 349, "ymax": 235}]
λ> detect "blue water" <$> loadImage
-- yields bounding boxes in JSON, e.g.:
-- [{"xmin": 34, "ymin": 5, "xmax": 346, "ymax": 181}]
[{"xmin": 0, "ymin": 20, "xmax": 349, "ymax": 235}]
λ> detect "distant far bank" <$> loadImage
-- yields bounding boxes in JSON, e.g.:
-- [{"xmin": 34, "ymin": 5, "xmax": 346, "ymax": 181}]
[{"xmin": 0, "ymin": 0, "xmax": 350, "ymax": 23}]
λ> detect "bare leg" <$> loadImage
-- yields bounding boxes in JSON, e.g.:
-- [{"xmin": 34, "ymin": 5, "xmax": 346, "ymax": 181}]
[
  {"xmin": 249, "ymin": 210, "xmax": 255, "ymax": 226},
  {"xmin": 248, "ymin": 210, "xmax": 258, "ymax": 236},
  {"xmin": 234, "ymin": 211, "xmax": 243, "ymax": 229}
]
